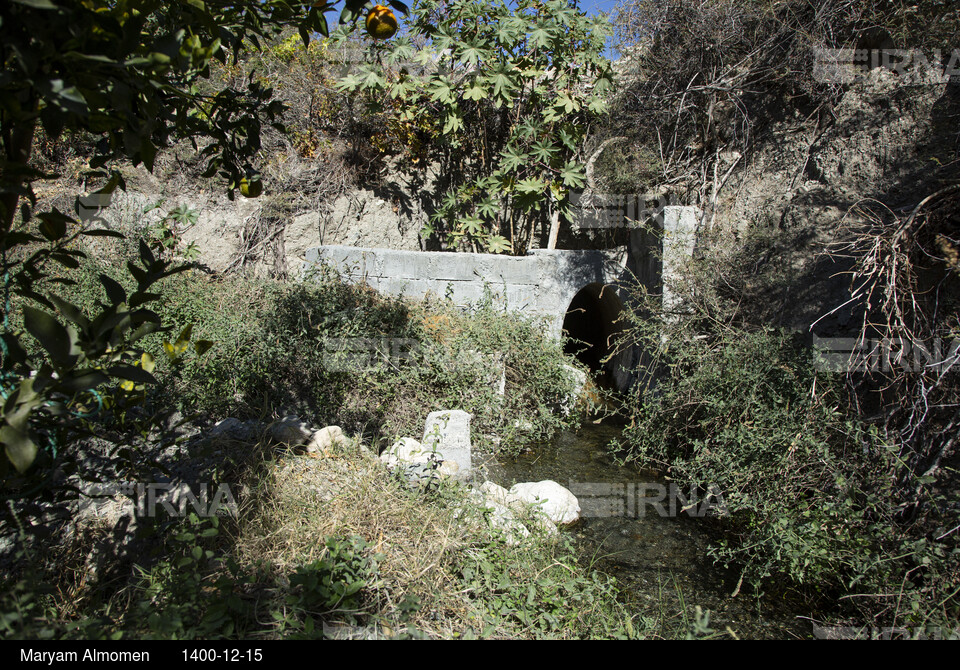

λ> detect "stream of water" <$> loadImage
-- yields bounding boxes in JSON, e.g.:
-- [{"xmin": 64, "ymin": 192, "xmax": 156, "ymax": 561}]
[{"xmin": 488, "ymin": 421, "xmax": 816, "ymax": 639}]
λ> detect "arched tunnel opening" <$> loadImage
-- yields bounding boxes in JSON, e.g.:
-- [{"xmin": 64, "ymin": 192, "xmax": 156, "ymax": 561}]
[{"xmin": 561, "ymin": 283, "xmax": 630, "ymax": 392}]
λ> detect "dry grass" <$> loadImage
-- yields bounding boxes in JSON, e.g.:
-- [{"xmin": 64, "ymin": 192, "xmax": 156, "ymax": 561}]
[
  {"xmin": 234, "ymin": 441, "xmax": 489, "ymax": 638},
  {"xmin": 229, "ymin": 433, "xmax": 635, "ymax": 639}
]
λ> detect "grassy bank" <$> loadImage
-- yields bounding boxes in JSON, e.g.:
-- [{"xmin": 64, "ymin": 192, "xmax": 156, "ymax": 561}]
[{"xmin": 0, "ymin": 234, "xmax": 644, "ymax": 639}]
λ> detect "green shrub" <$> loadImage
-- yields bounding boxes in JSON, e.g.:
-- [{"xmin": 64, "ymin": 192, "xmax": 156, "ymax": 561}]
[
  {"xmin": 456, "ymin": 536, "xmax": 632, "ymax": 639},
  {"xmin": 283, "ymin": 535, "xmax": 382, "ymax": 636},
  {"xmin": 618, "ymin": 327, "xmax": 898, "ymax": 593},
  {"xmin": 616, "ymin": 313, "xmax": 960, "ymax": 631},
  {"xmin": 59, "ymin": 239, "xmax": 581, "ymax": 454}
]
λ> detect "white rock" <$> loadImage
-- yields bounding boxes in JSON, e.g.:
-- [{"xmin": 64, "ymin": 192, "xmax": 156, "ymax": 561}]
[
  {"xmin": 438, "ymin": 460, "xmax": 460, "ymax": 478},
  {"xmin": 483, "ymin": 500, "xmax": 530, "ymax": 545},
  {"xmin": 560, "ymin": 365, "xmax": 588, "ymax": 416},
  {"xmin": 480, "ymin": 481, "xmax": 522, "ymax": 508},
  {"xmin": 508, "ymin": 480, "xmax": 581, "ymax": 525},
  {"xmin": 305, "ymin": 426, "xmax": 346, "ymax": 454},
  {"xmin": 210, "ymin": 417, "xmax": 262, "ymax": 442},
  {"xmin": 379, "ymin": 437, "xmax": 439, "ymax": 467},
  {"xmin": 394, "ymin": 437, "xmax": 427, "ymax": 461},
  {"xmin": 267, "ymin": 415, "xmax": 313, "ymax": 446},
  {"xmin": 470, "ymin": 482, "xmax": 561, "ymax": 541}
]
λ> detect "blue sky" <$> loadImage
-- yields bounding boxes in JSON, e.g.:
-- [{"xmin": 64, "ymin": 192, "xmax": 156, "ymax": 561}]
[{"xmin": 581, "ymin": 0, "xmax": 619, "ymax": 18}]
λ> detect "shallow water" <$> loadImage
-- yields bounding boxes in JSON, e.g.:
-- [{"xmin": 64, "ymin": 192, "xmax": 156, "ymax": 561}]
[{"xmin": 489, "ymin": 421, "xmax": 816, "ymax": 639}]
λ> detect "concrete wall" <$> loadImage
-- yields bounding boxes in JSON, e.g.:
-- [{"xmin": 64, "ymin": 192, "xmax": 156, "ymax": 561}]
[
  {"xmin": 303, "ymin": 205, "xmax": 700, "ymax": 391},
  {"xmin": 304, "ymin": 245, "xmax": 629, "ymax": 338}
]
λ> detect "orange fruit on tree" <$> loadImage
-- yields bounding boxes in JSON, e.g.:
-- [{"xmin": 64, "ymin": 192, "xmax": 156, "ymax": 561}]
[{"xmin": 365, "ymin": 4, "xmax": 398, "ymax": 40}]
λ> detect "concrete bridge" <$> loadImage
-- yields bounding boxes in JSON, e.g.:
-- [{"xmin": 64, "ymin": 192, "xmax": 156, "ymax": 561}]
[{"xmin": 303, "ymin": 206, "xmax": 699, "ymax": 391}]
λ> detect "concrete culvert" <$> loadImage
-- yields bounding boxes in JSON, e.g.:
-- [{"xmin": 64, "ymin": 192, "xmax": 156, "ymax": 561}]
[{"xmin": 561, "ymin": 283, "xmax": 629, "ymax": 391}]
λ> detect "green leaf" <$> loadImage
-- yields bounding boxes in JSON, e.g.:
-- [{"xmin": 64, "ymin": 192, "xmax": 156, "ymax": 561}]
[
  {"xmin": 463, "ymin": 82, "xmax": 488, "ymax": 101},
  {"xmin": 10, "ymin": 0, "xmax": 57, "ymax": 9},
  {"xmin": 388, "ymin": 40, "xmax": 415, "ymax": 66},
  {"xmin": 390, "ymin": 78, "xmax": 413, "ymax": 100},
  {"xmin": 23, "ymin": 306, "xmax": 77, "ymax": 368},
  {"xmin": 486, "ymin": 235, "xmax": 512, "ymax": 254},
  {"xmin": 488, "ymin": 72, "xmax": 515, "ymax": 103},
  {"xmin": 560, "ymin": 162, "xmax": 586, "ymax": 189},
  {"xmin": 528, "ymin": 26, "xmax": 554, "ymax": 49},
  {"xmin": 459, "ymin": 45, "xmax": 483, "ymax": 66},
  {"xmin": 163, "ymin": 340, "xmax": 188, "ymax": 363},
  {"xmin": 442, "ymin": 112, "xmax": 463, "ymax": 135},
  {"xmin": 555, "ymin": 92, "xmax": 580, "ymax": 113},
  {"xmin": 429, "ymin": 77, "xmax": 454, "ymax": 104},
  {"xmin": 587, "ymin": 96, "xmax": 608, "ymax": 114},
  {"xmin": 176, "ymin": 324, "xmax": 194, "ymax": 344},
  {"xmin": 59, "ymin": 370, "xmax": 110, "ymax": 395},
  {"xmin": 556, "ymin": 127, "xmax": 577, "ymax": 151},
  {"xmin": 340, "ymin": 4, "xmax": 363, "ymax": 24},
  {"xmin": 99, "ymin": 274, "xmax": 127, "ymax": 305},
  {"xmin": 48, "ymin": 294, "xmax": 90, "ymax": 330},
  {"xmin": 1, "ymin": 383, "xmax": 41, "ymax": 473},
  {"xmin": 39, "ymin": 79, "xmax": 89, "ymax": 116},
  {"xmin": 531, "ymin": 139, "xmax": 558, "ymax": 163},
  {"xmin": 129, "ymin": 322, "xmax": 160, "ymax": 343},
  {"xmin": 359, "ymin": 66, "xmax": 387, "ymax": 90},
  {"xmin": 336, "ymin": 73, "xmax": 362, "ymax": 92},
  {"xmin": 499, "ymin": 145, "xmax": 528, "ymax": 172},
  {"xmin": 2, "ymin": 425, "xmax": 38, "ymax": 473},
  {"xmin": 107, "ymin": 365, "xmax": 157, "ymax": 386},
  {"xmin": 516, "ymin": 178, "xmax": 546, "ymax": 195},
  {"xmin": 477, "ymin": 196, "xmax": 499, "ymax": 220}
]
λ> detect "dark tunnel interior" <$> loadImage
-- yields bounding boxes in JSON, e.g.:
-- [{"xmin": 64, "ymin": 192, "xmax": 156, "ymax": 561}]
[{"xmin": 561, "ymin": 283, "xmax": 626, "ymax": 390}]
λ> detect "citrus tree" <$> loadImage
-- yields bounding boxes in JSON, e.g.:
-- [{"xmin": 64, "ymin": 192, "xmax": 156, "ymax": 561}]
[
  {"xmin": 334, "ymin": 0, "xmax": 613, "ymax": 254},
  {"xmin": 0, "ymin": 0, "xmax": 408, "ymax": 481}
]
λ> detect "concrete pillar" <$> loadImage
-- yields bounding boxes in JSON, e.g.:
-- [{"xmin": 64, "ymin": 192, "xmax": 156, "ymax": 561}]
[{"xmin": 660, "ymin": 206, "xmax": 699, "ymax": 317}]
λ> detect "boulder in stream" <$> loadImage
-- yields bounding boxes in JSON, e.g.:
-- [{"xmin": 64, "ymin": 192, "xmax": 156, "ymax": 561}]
[{"xmin": 508, "ymin": 480, "xmax": 581, "ymax": 525}]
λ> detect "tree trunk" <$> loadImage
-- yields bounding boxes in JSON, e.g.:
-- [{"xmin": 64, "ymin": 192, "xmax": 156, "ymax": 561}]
[{"xmin": 546, "ymin": 197, "xmax": 560, "ymax": 250}]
